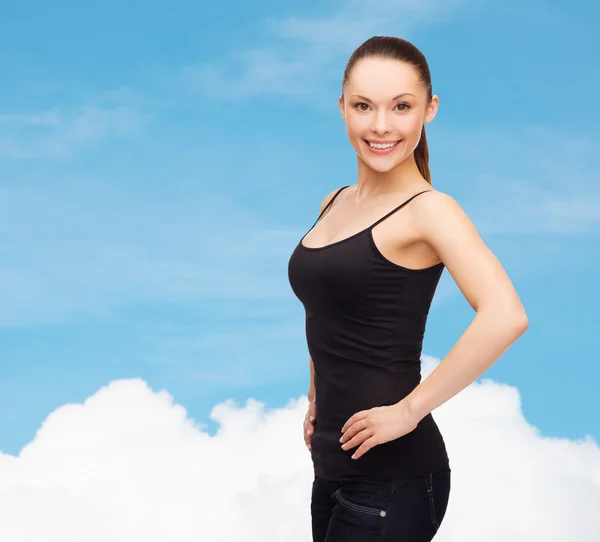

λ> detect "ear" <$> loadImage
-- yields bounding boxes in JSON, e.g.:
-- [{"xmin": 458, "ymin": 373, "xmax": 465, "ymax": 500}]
[
  {"xmin": 424, "ymin": 95, "xmax": 439, "ymax": 125},
  {"xmin": 338, "ymin": 95, "xmax": 345, "ymax": 121}
]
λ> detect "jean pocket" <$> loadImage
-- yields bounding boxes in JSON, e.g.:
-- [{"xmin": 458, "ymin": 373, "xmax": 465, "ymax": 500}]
[
  {"xmin": 334, "ymin": 479, "xmax": 392, "ymax": 518},
  {"xmin": 424, "ymin": 470, "xmax": 451, "ymax": 533}
]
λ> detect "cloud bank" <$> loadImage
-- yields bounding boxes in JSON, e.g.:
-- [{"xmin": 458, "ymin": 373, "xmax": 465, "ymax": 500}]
[{"xmin": 0, "ymin": 357, "xmax": 598, "ymax": 541}]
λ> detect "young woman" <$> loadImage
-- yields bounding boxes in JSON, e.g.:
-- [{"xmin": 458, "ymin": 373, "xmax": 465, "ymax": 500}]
[{"xmin": 287, "ymin": 36, "xmax": 528, "ymax": 541}]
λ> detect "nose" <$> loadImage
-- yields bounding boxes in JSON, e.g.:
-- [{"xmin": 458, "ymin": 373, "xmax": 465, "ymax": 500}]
[{"xmin": 371, "ymin": 109, "xmax": 392, "ymax": 135}]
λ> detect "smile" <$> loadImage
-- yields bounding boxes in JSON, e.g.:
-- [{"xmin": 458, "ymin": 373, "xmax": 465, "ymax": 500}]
[{"xmin": 363, "ymin": 139, "xmax": 402, "ymax": 154}]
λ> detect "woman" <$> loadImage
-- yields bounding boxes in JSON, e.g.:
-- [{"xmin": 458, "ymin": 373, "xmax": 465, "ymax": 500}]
[{"xmin": 287, "ymin": 36, "xmax": 528, "ymax": 541}]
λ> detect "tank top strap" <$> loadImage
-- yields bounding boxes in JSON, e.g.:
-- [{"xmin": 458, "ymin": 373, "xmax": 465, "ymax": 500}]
[
  {"xmin": 309, "ymin": 185, "xmax": 351, "ymax": 228},
  {"xmin": 369, "ymin": 190, "xmax": 433, "ymax": 229}
]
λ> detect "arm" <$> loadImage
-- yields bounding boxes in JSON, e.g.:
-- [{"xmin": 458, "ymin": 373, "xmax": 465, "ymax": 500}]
[
  {"xmin": 403, "ymin": 191, "xmax": 529, "ymax": 424},
  {"xmin": 308, "ymin": 355, "xmax": 316, "ymax": 403},
  {"xmin": 306, "ymin": 186, "xmax": 343, "ymax": 404}
]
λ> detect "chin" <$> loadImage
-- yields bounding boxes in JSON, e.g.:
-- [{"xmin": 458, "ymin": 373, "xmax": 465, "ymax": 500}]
[
  {"xmin": 370, "ymin": 163, "xmax": 399, "ymax": 173},
  {"xmin": 359, "ymin": 154, "xmax": 403, "ymax": 172}
]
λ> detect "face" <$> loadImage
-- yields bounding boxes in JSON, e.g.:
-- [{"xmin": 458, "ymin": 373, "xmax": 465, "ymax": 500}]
[{"xmin": 338, "ymin": 57, "xmax": 438, "ymax": 173}]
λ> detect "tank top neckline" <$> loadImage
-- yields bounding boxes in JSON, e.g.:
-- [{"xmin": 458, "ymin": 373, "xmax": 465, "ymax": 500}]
[
  {"xmin": 300, "ymin": 222, "xmax": 374, "ymax": 251},
  {"xmin": 299, "ymin": 186, "xmax": 433, "ymax": 252}
]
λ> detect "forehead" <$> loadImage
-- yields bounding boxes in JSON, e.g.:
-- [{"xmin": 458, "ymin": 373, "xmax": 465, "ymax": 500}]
[{"xmin": 347, "ymin": 57, "xmax": 421, "ymax": 97}]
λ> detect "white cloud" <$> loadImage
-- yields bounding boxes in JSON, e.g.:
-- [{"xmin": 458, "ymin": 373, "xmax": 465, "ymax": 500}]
[
  {"xmin": 267, "ymin": 0, "xmax": 473, "ymax": 51},
  {"xmin": 0, "ymin": 104, "xmax": 148, "ymax": 159},
  {"xmin": 0, "ymin": 357, "xmax": 598, "ymax": 541},
  {"xmin": 0, "ymin": 111, "xmax": 62, "ymax": 126},
  {"xmin": 182, "ymin": 47, "xmax": 321, "ymax": 100}
]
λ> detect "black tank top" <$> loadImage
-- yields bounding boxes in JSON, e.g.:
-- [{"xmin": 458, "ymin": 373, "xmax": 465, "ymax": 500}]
[{"xmin": 287, "ymin": 185, "xmax": 450, "ymax": 481}]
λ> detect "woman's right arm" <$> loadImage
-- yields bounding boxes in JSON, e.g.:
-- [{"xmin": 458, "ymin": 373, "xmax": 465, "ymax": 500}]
[
  {"xmin": 308, "ymin": 355, "xmax": 316, "ymax": 403},
  {"xmin": 306, "ymin": 186, "xmax": 343, "ymax": 404}
]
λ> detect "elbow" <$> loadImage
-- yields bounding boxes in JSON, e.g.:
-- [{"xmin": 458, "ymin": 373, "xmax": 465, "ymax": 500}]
[
  {"xmin": 512, "ymin": 311, "xmax": 529, "ymax": 336},
  {"xmin": 481, "ymin": 305, "xmax": 529, "ymax": 336}
]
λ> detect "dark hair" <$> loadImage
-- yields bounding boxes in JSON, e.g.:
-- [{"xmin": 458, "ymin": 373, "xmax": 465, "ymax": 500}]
[{"xmin": 342, "ymin": 36, "xmax": 433, "ymax": 185}]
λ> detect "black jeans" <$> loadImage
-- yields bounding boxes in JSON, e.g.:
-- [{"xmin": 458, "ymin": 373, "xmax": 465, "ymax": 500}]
[{"xmin": 311, "ymin": 470, "xmax": 451, "ymax": 541}]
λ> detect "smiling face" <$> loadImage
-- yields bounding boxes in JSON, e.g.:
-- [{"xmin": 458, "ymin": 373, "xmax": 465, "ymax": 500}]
[{"xmin": 339, "ymin": 56, "xmax": 438, "ymax": 174}]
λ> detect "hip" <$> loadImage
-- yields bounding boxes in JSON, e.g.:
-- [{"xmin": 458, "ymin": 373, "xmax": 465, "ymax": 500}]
[
  {"xmin": 310, "ymin": 413, "xmax": 449, "ymax": 480},
  {"xmin": 311, "ymin": 469, "xmax": 451, "ymax": 541}
]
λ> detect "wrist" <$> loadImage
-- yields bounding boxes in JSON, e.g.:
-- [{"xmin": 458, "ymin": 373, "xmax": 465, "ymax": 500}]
[{"xmin": 398, "ymin": 397, "xmax": 424, "ymax": 427}]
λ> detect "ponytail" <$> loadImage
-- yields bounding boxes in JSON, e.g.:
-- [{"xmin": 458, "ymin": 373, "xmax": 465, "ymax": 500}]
[{"xmin": 414, "ymin": 125, "xmax": 431, "ymax": 185}]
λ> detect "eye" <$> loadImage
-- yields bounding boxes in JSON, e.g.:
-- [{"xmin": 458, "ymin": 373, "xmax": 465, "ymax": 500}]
[{"xmin": 353, "ymin": 102, "xmax": 411, "ymax": 112}]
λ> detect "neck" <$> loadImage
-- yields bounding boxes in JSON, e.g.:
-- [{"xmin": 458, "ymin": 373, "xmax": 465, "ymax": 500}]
[{"xmin": 354, "ymin": 153, "xmax": 427, "ymax": 202}]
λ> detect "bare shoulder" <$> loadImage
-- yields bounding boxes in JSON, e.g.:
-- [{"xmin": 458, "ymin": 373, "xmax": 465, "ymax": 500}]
[
  {"xmin": 319, "ymin": 186, "xmax": 349, "ymax": 214},
  {"xmin": 410, "ymin": 189, "xmax": 527, "ymax": 319},
  {"xmin": 410, "ymin": 189, "xmax": 474, "ymax": 240},
  {"xmin": 412, "ymin": 188, "xmax": 466, "ymax": 220},
  {"xmin": 409, "ymin": 188, "xmax": 483, "ymax": 261}
]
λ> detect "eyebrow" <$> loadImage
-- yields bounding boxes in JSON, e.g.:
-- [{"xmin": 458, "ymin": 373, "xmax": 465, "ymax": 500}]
[{"xmin": 350, "ymin": 93, "xmax": 416, "ymax": 101}]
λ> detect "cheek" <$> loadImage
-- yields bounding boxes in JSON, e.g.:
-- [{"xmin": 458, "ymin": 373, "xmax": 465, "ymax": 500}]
[
  {"xmin": 346, "ymin": 112, "xmax": 422, "ymax": 139},
  {"xmin": 395, "ymin": 114, "xmax": 422, "ymax": 137},
  {"xmin": 346, "ymin": 116, "xmax": 370, "ymax": 135},
  {"xmin": 407, "ymin": 117, "xmax": 424, "ymax": 136}
]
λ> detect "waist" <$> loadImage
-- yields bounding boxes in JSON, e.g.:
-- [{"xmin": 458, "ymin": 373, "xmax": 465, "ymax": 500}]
[
  {"xmin": 306, "ymin": 316, "xmax": 424, "ymax": 368},
  {"xmin": 313, "ymin": 367, "xmax": 421, "ymax": 431},
  {"xmin": 310, "ymin": 413, "xmax": 450, "ymax": 480}
]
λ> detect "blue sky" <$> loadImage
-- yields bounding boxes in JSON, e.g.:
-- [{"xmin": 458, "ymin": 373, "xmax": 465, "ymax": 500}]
[{"xmin": 1, "ymin": 0, "xmax": 598, "ymax": 498}]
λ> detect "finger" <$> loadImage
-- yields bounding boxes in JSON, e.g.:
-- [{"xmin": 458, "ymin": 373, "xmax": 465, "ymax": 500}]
[
  {"xmin": 351, "ymin": 435, "xmax": 378, "ymax": 460},
  {"xmin": 341, "ymin": 410, "xmax": 368, "ymax": 433},
  {"xmin": 341, "ymin": 427, "xmax": 374, "ymax": 451},
  {"xmin": 341, "ymin": 419, "xmax": 368, "ymax": 443}
]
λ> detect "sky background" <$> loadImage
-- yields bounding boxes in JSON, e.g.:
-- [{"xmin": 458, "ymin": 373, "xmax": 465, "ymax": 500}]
[{"xmin": 0, "ymin": 0, "xmax": 599, "ymax": 540}]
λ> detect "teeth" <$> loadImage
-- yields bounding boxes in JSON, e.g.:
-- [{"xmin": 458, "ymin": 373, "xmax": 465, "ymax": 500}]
[{"xmin": 368, "ymin": 141, "xmax": 399, "ymax": 149}]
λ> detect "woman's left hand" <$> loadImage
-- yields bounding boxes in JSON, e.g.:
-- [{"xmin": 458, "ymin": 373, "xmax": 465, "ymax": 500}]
[{"xmin": 340, "ymin": 400, "xmax": 420, "ymax": 460}]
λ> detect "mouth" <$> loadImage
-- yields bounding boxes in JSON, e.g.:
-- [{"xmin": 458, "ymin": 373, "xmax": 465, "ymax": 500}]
[{"xmin": 362, "ymin": 139, "xmax": 402, "ymax": 155}]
